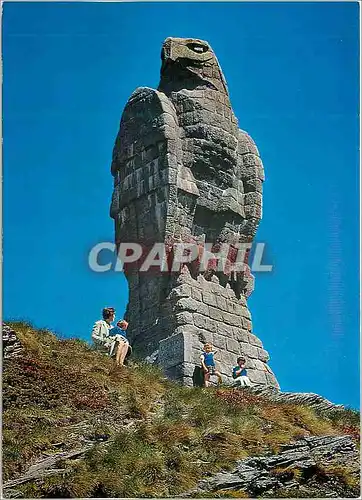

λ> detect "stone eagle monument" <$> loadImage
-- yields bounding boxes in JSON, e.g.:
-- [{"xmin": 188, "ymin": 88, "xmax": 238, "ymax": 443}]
[{"xmin": 110, "ymin": 37, "xmax": 279, "ymax": 388}]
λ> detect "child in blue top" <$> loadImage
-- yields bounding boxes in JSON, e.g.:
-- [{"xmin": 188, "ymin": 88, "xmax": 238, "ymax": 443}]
[
  {"xmin": 232, "ymin": 356, "xmax": 252, "ymax": 387},
  {"xmin": 200, "ymin": 343, "xmax": 222, "ymax": 387},
  {"xmin": 109, "ymin": 320, "xmax": 130, "ymax": 366},
  {"xmin": 109, "ymin": 321, "xmax": 128, "ymax": 341}
]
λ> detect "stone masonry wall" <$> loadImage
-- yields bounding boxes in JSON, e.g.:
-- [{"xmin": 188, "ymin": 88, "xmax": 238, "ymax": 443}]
[{"xmin": 158, "ymin": 270, "xmax": 279, "ymax": 388}]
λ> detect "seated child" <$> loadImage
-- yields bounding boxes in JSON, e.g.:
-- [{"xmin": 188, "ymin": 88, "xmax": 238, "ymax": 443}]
[
  {"xmin": 232, "ymin": 356, "xmax": 252, "ymax": 387},
  {"xmin": 109, "ymin": 320, "xmax": 130, "ymax": 366},
  {"xmin": 200, "ymin": 342, "xmax": 222, "ymax": 387}
]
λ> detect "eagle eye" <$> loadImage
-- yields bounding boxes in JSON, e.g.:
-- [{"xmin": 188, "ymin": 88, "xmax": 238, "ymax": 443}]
[{"xmin": 187, "ymin": 43, "xmax": 209, "ymax": 54}]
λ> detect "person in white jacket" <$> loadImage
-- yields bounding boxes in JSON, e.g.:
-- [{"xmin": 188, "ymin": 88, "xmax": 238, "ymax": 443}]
[{"xmin": 91, "ymin": 307, "xmax": 115, "ymax": 352}]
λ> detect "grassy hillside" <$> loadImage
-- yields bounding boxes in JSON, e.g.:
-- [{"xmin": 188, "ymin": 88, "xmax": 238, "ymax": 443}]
[{"xmin": 2, "ymin": 322, "xmax": 360, "ymax": 498}]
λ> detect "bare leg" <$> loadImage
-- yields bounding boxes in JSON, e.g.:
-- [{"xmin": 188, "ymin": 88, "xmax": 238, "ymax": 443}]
[
  {"xmin": 118, "ymin": 342, "xmax": 129, "ymax": 366},
  {"xmin": 115, "ymin": 341, "xmax": 122, "ymax": 366},
  {"xmin": 215, "ymin": 370, "xmax": 222, "ymax": 385},
  {"xmin": 204, "ymin": 371, "xmax": 210, "ymax": 387}
]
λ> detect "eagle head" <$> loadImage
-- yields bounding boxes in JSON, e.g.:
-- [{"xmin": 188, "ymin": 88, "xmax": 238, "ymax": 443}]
[{"xmin": 159, "ymin": 37, "xmax": 228, "ymax": 95}]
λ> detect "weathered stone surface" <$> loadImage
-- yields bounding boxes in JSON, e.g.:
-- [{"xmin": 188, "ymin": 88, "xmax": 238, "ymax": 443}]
[
  {"xmin": 183, "ymin": 435, "xmax": 359, "ymax": 498},
  {"xmin": 232, "ymin": 327, "xmax": 250, "ymax": 343},
  {"xmin": 239, "ymin": 342, "xmax": 259, "ymax": 359},
  {"xmin": 249, "ymin": 386, "xmax": 346, "ymax": 412},
  {"xmin": 2, "ymin": 324, "xmax": 23, "ymax": 360},
  {"xmin": 258, "ymin": 347, "xmax": 270, "ymax": 362},
  {"xmin": 174, "ymin": 297, "xmax": 200, "ymax": 312},
  {"xmin": 248, "ymin": 332, "xmax": 263, "ymax": 347},
  {"xmin": 226, "ymin": 338, "xmax": 240, "ymax": 353},
  {"xmin": 158, "ymin": 331, "xmax": 194, "ymax": 369},
  {"xmin": 209, "ymin": 306, "xmax": 224, "ymax": 322},
  {"xmin": 213, "ymin": 333, "xmax": 227, "ymax": 350},
  {"xmin": 110, "ymin": 37, "xmax": 278, "ymax": 389},
  {"xmin": 144, "ymin": 349, "xmax": 159, "ymax": 364},
  {"xmin": 247, "ymin": 368, "xmax": 268, "ymax": 385}
]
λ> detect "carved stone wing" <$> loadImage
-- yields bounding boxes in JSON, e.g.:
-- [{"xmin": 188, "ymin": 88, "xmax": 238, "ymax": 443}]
[
  {"xmin": 110, "ymin": 87, "xmax": 183, "ymax": 245},
  {"xmin": 237, "ymin": 129, "xmax": 265, "ymax": 242}
]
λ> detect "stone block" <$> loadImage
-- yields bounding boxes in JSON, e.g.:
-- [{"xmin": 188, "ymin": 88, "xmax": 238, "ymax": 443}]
[
  {"xmin": 265, "ymin": 371, "xmax": 280, "ymax": 389},
  {"xmin": 215, "ymin": 295, "xmax": 227, "ymax": 310},
  {"xmin": 175, "ymin": 297, "xmax": 199, "ymax": 312},
  {"xmin": 174, "ymin": 324, "xmax": 201, "ymax": 337},
  {"xmin": 175, "ymin": 311, "xmax": 194, "ymax": 325},
  {"xmin": 216, "ymin": 362, "xmax": 229, "ymax": 377},
  {"xmin": 239, "ymin": 306, "xmax": 251, "ymax": 319},
  {"xmin": 226, "ymin": 338, "xmax": 240, "ymax": 353},
  {"xmin": 193, "ymin": 313, "xmax": 207, "ymax": 330},
  {"xmin": 177, "ymin": 177, "xmax": 200, "ymax": 196},
  {"xmin": 244, "ymin": 204, "xmax": 262, "ymax": 219},
  {"xmin": 257, "ymin": 348, "xmax": 270, "ymax": 362},
  {"xmin": 222, "ymin": 311, "xmax": 242, "ymax": 327},
  {"xmin": 244, "ymin": 192, "xmax": 262, "ymax": 207},
  {"xmin": 232, "ymin": 328, "xmax": 250, "ymax": 343},
  {"xmin": 209, "ymin": 306, "xmax": 224, "ymax": 322},
  {"xmin": 176, "ymin": 270, "xmax": 195, "ymax": 286},
  {"xmin": 243, "ymin": 177, "xmax": 263, "ymax": 194},
  {"xmin": 225, "ymin": 350, "xmax": 239, "ymax": 367},
  {"xmin": 191, "ymin": 287, "xmax": 203, "ymax": 302},
  {"xmin": 196, "ymin": 274, "xmax": 208, "ymax": 287},
  {"xmin": 197, "ymin": 302, "xmax": 210, "ymax": 317},
  {"xmin": 193, "ymin": 313, "xmax": 216, "ymax": 332},
  {"xmin": 239, "ymin": 342, "xmax": 259, "ymax": 359},
  {"xmin": 213, "ymin": 333, "xmax": 227, "ymax": 350},
  {"xmin": 247, "ymin": 368, "xmax": 267, "ymax": 385},
  {"xmin": 215, "ymin": 322, "xmax": 233, "ymax": 338},
  {"xmin": 253, "ymin": 359, "xmax": 268, "ymax": 371},
  {"xmin": 225, "ymin": 300, "xmax": 237, "ymax": 314},
  {"xmin": 210, "ymin": 275, "xmax": 220, "ymax": 285},
  {"xmin": 202, "ymin": 290, "xmax": 217, "ymax": 307},
  {"xmin": 248, "ymin": 333, "xmax": 263, "ymax": 348},
  {"xmin": 192, "ymin": 348, "xmax": 203, "ymax": 365},
  {"xmin": 183, "ymin": 376, "xmax": 194, "ymax": 387},
  {"xmin": 158, "ymin": 331, "xmax": 194, "ymax": 369},
  {"xmin": 219, "ymin": 287, "xmax": 231, "ymax": 299},
  {"xmin": 245, "ymin": 358, "xmax": 257, "ymax": 369},
  {"xmin": 182, "ymin": 362, "xmax": 196, "ymax": 378},
  {"xmin": 196, "ymin": 329, "xmax": 213, "ymax": 344},
  {"xmin": 165, "ymin": 168, "xmax": 177, "ymax": 184},
  {"xmin": 209, "ymin": 281, "xmax": 224, "ymax": 295},
  {"xmin": 242, "ymin": 317, "xmax": 252, "ymax": 331},
  {"xmin": 225, "ymin": 284, "xmax": 237, "ymax": 300},
  {"xmin": 164, "ymin": 366, "xmax": 194, "ymax": 386},
  {"xmin": 241, "ymin": 153, "xmax": 263, "ymax": 169},
  {"xmin": 264, "ymin": 363, "xmax": 273, "ymax": 374},
  {"xmin": 170, "ymin": 283, "xmax": 192, "ymax": 299}
]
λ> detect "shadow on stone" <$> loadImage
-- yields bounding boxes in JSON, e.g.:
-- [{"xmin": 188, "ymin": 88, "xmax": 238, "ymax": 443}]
[{"xmin": 192, "ymin": 366, "xmax": 205, "ymax": 387}]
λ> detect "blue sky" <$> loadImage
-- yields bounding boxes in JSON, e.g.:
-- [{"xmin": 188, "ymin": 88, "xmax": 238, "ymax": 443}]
[{"xmin": 3, "ymin": 2, "xmax": 360, "ymax": 409}]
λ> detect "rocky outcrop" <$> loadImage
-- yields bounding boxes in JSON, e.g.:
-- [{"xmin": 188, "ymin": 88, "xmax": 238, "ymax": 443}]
[
  {"xmin": 2, "ymin": 324, "xmax": 23, "ymax": 360},
  {"xmin": 249, "ymin": 386, "xmax": 345, "ymax": 412},
  {"xmin": 3, "ymin": 446, "xmax": 92, "ymax": 496},
  {"xmin": 183, "ymin": 435, "xmax": 360, "ymax": 498}
]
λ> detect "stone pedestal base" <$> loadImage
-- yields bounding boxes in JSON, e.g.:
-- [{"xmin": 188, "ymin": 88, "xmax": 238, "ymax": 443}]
[{"xmin": 156, "ymin": 272, "xmax": 279, "ymax": 389}]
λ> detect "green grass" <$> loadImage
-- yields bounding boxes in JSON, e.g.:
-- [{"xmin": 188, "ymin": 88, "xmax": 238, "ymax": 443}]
[{"xmin": 3, "ymin": 321, "xmax": 360, "ymax": 498}]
